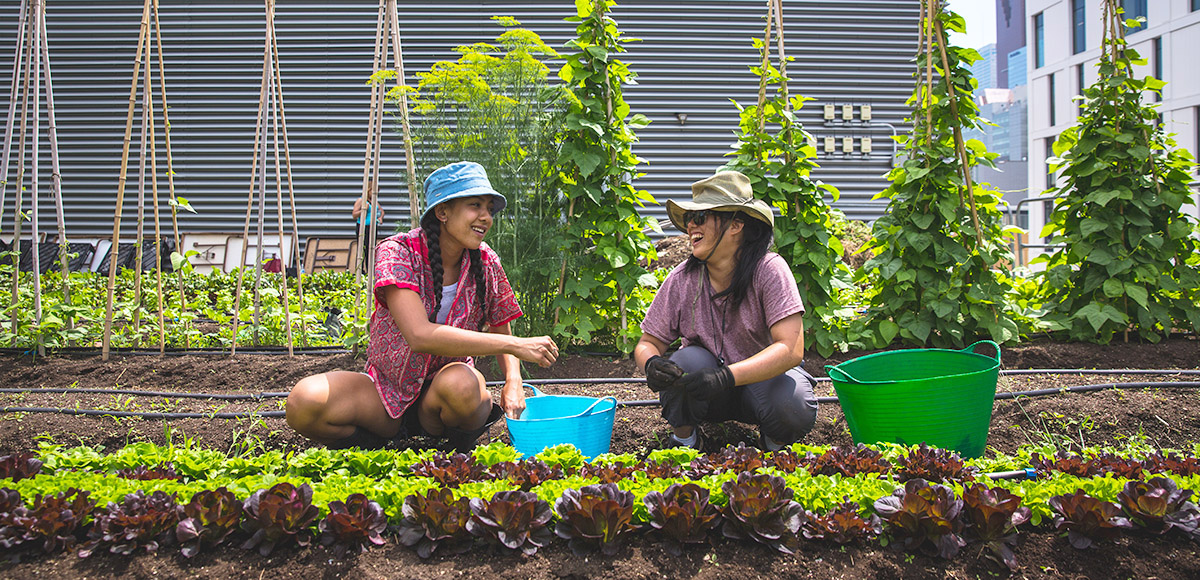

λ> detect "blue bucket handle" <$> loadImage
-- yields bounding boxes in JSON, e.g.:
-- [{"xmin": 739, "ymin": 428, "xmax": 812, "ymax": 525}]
[
  {"xmin": 522, "ymin": 384, "xmax": 616, "ymax": 418},
  {"xmin": 962, "ymin": 340, "xmax": 1001, "ymax": 363},
  {"xmin": 825, "ymin": 365, "xmax": 858, "ymax": 384},
  {"xmin": 580, "ymin": 396, "xmax": 618, "ymax": 417}
]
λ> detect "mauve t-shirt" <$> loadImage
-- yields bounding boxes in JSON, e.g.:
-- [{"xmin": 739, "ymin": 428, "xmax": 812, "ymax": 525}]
[{"xmin": 641, "ymin": 253, "xmax": 804, "ymax": 364}]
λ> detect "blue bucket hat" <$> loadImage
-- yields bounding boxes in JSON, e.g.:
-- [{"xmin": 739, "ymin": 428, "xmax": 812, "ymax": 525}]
[{"xmin": 422, "ymin": 161, "xmax": 507, "ymax": 221}]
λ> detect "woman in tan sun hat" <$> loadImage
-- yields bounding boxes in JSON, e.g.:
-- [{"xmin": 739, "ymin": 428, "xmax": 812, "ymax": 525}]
[{"xmin": 633, "ymin": 170, "xmax": 818, "ymax": 451}]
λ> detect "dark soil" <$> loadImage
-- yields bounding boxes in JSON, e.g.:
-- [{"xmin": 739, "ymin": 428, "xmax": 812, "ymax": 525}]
[{"xmin": 1, "ymin": 337, "xmax": 1198, "ymax": 579}]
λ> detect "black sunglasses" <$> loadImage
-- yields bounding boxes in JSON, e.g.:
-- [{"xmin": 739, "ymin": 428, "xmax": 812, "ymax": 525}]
[{"xmin": 682, "ymin": 210, "xmax": 712, "ymax": 226}]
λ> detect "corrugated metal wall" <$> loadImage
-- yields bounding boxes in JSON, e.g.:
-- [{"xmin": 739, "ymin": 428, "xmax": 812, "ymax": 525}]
[{"xmin": 0, "ymin": 0, "xmax": 917, "ymax": 244}]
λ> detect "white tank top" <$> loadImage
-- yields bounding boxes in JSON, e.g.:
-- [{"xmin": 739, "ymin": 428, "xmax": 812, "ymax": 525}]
[{"xmin": 436, "ymin": 281, "xmax": 458, "ymax": 324}]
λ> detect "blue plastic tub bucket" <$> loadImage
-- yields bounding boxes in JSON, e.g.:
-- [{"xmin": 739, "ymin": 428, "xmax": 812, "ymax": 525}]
[{"xmin": 505, "ymin": 386, "xmax": 617, "ymax": 459}]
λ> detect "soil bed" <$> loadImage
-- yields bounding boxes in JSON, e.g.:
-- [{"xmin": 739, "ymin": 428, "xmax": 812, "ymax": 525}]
[{"xmin": 0, "ymin": 337, "xmax": 1198, "ymax": 578}]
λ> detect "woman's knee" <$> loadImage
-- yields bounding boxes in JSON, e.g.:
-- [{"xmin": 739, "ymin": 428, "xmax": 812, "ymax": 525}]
[
  {"xmin": 286, "ymin": 374, "xmax": 331, "ymax": 431},
  {"xmin": 429, "ymin": 364, "xmax": 489, "ymax": 411},
  {"xmin": 669, "ymin": 346, "xmax": 719, "ymax": 373},
  {"xmin": 755, "ymin": 372, "xmax": 818, "ymax": 442}
]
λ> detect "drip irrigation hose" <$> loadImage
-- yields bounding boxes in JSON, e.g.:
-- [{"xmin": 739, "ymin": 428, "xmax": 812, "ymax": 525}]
[
  {"xmin": 0, "ymin": 387, "xmax": 284, "ymax": 400},
  {"xmin": 0, "ymin": 346, "xmax": 352, "ymax": 357},
  {"xmin": 0, "ymin": 408, "xmax": 283, "ymax": 419},
  {"xmin": 3, "ymin": 379, "xmax": 1198, "ymax": 420}
]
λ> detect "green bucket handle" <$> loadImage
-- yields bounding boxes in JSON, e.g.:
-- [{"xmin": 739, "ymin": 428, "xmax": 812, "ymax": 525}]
[
  {"xmin": 962, "ymin": 340, "xmax": 1002, "ymax": 363},
  {"xmin": 826, "ymin": 340, "xmax": 1001, "ymax": 384},
  {"xmin": 825, "ymin": 365, "xmax": 859, "ymax": 384}
]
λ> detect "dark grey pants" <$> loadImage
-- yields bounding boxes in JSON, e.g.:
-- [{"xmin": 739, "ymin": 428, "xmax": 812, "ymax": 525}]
[{"xmin": 660, "ymin": 345, "xmax": 819, "ymax": 444}]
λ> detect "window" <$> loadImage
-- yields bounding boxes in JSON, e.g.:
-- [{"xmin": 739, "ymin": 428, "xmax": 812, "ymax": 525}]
[
  {"xmin": 1153, "ymin": 37, "xmax": 1163, "ymax": 102},
  {"xmin": 1045, "ymin": 137, "xmax": 1058, "ymax": 189},
  {"xmin": 1072, "ymin": 0, "xmax": 1086, "ymax": 54},
  {"xmin": 1193, "ymin": 0, "xmax": 1200, "ymax": 12},
  {"xmin": 1123, "ymin": 0, "xmax": 1148, "ymax": 33},
  {"xmin": 1034, "ymin": 12, "xmax": 1045, "ymax": 68},
  {"xmin": 1048, "ymin": 73, "xmax": 1057, "ymax": 127},
  {"xmin": 1076, "ymin": 64, "xmax": 1086, "ymax": 116}
]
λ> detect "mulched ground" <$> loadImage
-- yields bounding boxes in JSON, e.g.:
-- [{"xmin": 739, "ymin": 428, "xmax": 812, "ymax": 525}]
[{"xmin": 0, "ymin": 336, "xmax": 1198, "ymax": 578}]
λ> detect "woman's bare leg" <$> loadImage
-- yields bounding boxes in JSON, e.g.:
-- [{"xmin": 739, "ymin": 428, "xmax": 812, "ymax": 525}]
[
  {"xmin": 286, "ymin": 371, "xmax": 400, "ymax": 445},
  {"xmin": 415, "ymin": 362, "xmax": 493, "ymax": 436}
]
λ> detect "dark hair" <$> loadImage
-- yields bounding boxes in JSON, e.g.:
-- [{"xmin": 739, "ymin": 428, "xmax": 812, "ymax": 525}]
[
  {"xmin": 420, "ymin": 207, "xmax": 488, "ymax": 329},
  {"xmin": 682, "ymin": 211, "xmax": 774, "ymax": 308}
]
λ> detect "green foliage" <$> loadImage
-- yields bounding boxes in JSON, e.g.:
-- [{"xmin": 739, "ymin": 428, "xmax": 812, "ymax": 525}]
[
  {"xmin": 552, "ymin": 0, "xmax": 659, "ymax": 352},
  {"xmin": 397, "ymin": 17, "xmax": 568, "ymax": 339},
  {"xmin": 0, "ymin": 266, "xmax": 366, "ymax": 350},
  {"xmin": 720, "ymin": 33, "xmax": 853, "ymax": 358},
  {"xmin": 855, "ymin": 6, "xmax": 1018, "ymax": 348},
  {"xmin": 1034, "ymin": 4, "xmax": 1200, "ymax": 343}
]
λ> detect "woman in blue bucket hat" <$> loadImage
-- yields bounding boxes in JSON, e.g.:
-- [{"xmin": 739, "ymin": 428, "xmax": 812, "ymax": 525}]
[
  {"xmin": 633, "ymin": 170, "xmax": 818, "ymax": 451},
  {"xmin": 287, "ymin": 161, "xmax": 559, "ymax": 452}
]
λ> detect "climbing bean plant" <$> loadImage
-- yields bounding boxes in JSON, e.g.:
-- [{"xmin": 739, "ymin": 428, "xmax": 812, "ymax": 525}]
[
  {"xmin": 855, "ymin": 4, "xmax": 1017, "ymax": 348},
  {"xmin": 1035, "ymin": 2, "xmax": 1200, "ymax": 343},
  {"xmin": 720, "ymin": 36, "xmax": 852, "ymax": 358},
  {"xmin": 552, "ymin": 0, "xmax": 658, "ymax": 351}
]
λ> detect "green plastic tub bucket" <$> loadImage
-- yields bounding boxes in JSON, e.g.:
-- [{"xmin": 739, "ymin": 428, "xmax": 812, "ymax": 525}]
[
  {"xmin": 825, "ymin": 340, "xmax": 1001, "ymax": 458},
  {"xmin": 505, "ymin": 386, "xmax": 617, "ymax": 459}
]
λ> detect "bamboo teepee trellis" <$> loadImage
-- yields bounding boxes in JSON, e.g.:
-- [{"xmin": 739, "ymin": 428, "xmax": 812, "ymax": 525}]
[
  {"xmin": 228, "ymin": 0, "xmax": 305, "ymax": 356},
  {"xmin": 349, "ymin": 0, "xmax": 419, "ymax": 355},
  {"xmin": 99, "ymin": 0, "xmax": 189, "ymax": 361},
  {"xmin": 2, "ymin": 0, "xmax": 72, "ymax": 358}
]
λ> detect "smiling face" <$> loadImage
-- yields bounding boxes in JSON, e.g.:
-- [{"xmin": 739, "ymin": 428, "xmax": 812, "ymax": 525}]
[
  {"xmin": 434, "ymin": 195, "xmax": 495, "ymax": 253},
  {"xmin": 686, "ymin": 210, "xmax": 742, "ymax": 262}
]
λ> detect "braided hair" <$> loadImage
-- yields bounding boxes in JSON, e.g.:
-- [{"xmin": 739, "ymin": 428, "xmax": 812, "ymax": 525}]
[{"xmin": 420, "ymin": 207, "xmax": 489, "ymax": 329}]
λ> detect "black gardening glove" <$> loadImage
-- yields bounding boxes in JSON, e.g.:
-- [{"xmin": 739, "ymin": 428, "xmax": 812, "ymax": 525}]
[
  {"xmin": 645, "ymin": 355, "xmax": 685, "ymax": 393},
  {"xmin": 678, "ymin": 365, "xmax": 735, "ymax": 402}
]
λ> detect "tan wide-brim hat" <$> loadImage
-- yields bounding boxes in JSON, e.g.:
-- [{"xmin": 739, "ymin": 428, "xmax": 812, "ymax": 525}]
[{"xmin": 666, "ymin": 170, "xmax": 774, "ymax": 232}]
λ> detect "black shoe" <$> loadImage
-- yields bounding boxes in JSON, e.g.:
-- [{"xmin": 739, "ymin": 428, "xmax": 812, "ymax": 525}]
[
  {"xmin": 443, "ymin": 403, "xmax": 505, "ymax": 453},
  {"xmin": 757, "ymin": 431, "xmax": 789, "ymax": 452}
]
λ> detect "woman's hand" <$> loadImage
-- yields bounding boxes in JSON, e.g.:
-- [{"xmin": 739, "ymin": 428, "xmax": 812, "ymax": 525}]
[
  {"xmin": 509, "ymin": 336, "xmax": 558, "ymax": 368},
  {"xmin": 500, "ymin": 380, "xmax": 527, "ymax": 419},
  {"xmin": 644, "ymin": 355, "xmax": 684, "ymax": 392}
]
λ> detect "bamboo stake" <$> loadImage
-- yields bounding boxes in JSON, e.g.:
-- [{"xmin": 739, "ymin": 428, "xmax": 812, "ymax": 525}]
[
  {"xmin": 252, "ymin": 129, "xmax": 267, "ymax": 346},
  {"xmin": 103, "ymin": 0, "xmax": 151, "ymax": 361},
  {"xmin": 10, "ymin": 21, "xmax": 33, "ymax": 340},
  {"xmin": 266, "ymin": 15, "xmax": 295, "ymax": 356},
  {"xmin": 30, "ymin": 0, "xmax": 43, "ymax": 358},
  {"xmin": 38, "ymin": 4, "xmax": 72, "ymax": 336},
  {"xmin": 769, "ymin": 0, "xmax": 800, "ymax": 215},
  {"xmin": 151, "ymin": 0, "xmax": 190, "ymax": 350},
  {"xmin": 754, "ymin": 0, "xmax": 772, "ymax": 134},
  {"xmin": 931, "ymin": 11, "xmax": 983, "ymax": 249},
  {"xmin": 133, "ymin": 64, "xmax": 148, "ymax": 348},
  {"xmin": 921, "ymin": 0, "xmax": 932, "ymax": 146},
  {"xmin": 1, "ymin": 0, "xmax": 31, "ymax": 237},
  {"xmin": 387, "ymin": 0, "xmax": 419, "ymax": 229},
  {"xmin": 230, "ymin": 0, "xmax": 273, "ymax": 355},
  {"xmin": 350, "ymin": 0, "xmax": 387, "ymax": 357},
  {"xmin": 143, "ymin": 31, "xmax": 167, "ymax": 353},
  {"xmin": 267, "ymin": 10, "xmax": 304, "ymax": 348}
]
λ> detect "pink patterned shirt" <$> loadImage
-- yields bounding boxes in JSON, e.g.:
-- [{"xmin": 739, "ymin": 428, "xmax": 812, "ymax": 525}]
[{"xmin": 366, "ymin": 228, "xmax": 523, "ymax": 418}]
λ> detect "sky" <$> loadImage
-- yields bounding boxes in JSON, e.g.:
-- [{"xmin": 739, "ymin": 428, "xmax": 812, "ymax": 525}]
[{"xmin": 946, "ymin": 0, "xmax": 997, "ymax": 50}]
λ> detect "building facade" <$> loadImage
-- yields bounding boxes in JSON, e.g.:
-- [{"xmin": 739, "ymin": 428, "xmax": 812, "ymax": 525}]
[
  {"xmin": 1025, "ymin": 0, "xmax": 1200, "ymax": 256},
  {"xmin": 1, "ymin": 0, "xmax": 921, "ymax": 249}
]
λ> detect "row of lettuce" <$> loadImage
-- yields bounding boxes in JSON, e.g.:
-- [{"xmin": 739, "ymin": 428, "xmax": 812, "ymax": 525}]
[{"xmin": 1, "ymin": 440, "xmax": 1199, "ymax": 568}]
